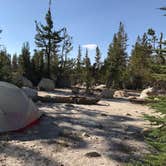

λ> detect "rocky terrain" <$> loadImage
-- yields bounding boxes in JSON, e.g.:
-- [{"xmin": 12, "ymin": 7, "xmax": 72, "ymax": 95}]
[{"xmin": 0, "ymin": 91, "xmax": 159, "ymax": 166}]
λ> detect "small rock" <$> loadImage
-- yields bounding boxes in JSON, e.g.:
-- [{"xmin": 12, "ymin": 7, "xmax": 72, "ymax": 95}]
[
  {"xmin": 65, "ymin": 104, "xmax": 75, "ymax": 108},
  {"xmin": 139, "ymin": 87, "xmax": 155, "ymax": 99},
  {"xmin": 97, "ymin": 123, "xmax": 104, "ymax": 129},
  {"xmin": 141, "ymin": 128, "xmax": 150, "ymax": 135},
  {"xmin": 82, "ymin": 132, "xmax": 90, "ymax": 137},
  {"xmin": 85, "ymin": 151, "xmax": 101, "ymax": 158},
  {"xmin": 126, "ymin": 113, "xmax": 132, "ymax": 116},
  {"xmin": 72, "ymin": 87, "xmax": 80, "ymax": 94},
  {"xmin": 101, "ymin": 89, "xmax": 115, "ymax": 98},
  {"xmin": 113, "ymin": 90, "xmax": 129, "ymax": 98},
  {"xmin": 91, "ymin": 136, "xmax": 99, "ymax": 140},
  {"xmin": 100, "ymin": 113, "xmax": 108, "ymax": 117}
]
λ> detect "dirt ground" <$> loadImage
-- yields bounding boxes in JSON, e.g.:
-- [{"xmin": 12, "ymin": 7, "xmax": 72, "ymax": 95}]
[{"xmin": 0, "ymin": 90, "xmax": 158, "ymax": 166}]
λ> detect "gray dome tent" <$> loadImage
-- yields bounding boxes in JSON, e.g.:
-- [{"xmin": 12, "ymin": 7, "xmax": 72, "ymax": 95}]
[{"xmin": 0, "ymin": 81, "xmax": 41, "ymax": 133}]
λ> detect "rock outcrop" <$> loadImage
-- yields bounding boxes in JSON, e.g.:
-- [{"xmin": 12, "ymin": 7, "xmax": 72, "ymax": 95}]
[
  {"xmin": 139, "ymin": 87, "xmax": 155, "ymax": 99},
  {"xmin": 15, "ymin": 76, "xmax": 33, "ymax": 88},
  {"xmin": 38, "ymin": 78, "xmax": 55, "ymax": 91},
  {"xmin": 113, "ymin": 90, "xmax": 129, "ymax": 98},
  {"xmin": 101, "ymin": 89, "xmax": 115, "ymax": 98}
]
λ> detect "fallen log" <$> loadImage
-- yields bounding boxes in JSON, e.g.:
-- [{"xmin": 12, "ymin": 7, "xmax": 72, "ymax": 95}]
[
  {"xmin": 129, "ymin": 98, "xmax": 154, "ymax": 104},
  {"xmin": 36, "ymin": 95, "xmax": 100, "ymax": 105},
  {"xmin": 129, "ymin": 98, "xmax": 147, "ymax": 104}
]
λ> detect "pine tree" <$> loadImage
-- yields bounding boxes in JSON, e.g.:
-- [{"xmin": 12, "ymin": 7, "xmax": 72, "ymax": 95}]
[
  {"xmin": 156, "ymin": 33, "xmax": 166, "ymax": 65},
  {"xmin": 105, "ymin": 22, "xmax": 128, "ymax": 88},
  {"xmin": 106, "ymin": 35, "xmax": 119, "ymax": 88},
  {"xmin": 83, "ymin": 49, "xmax": 92, "ymax": 93},
  {"xmin": 75, "ymin": 45, "xmax": 83, "ymax": 84},
  {"xmin": 147, "ymin": 28, "xmax": 157, "ymax": 50},
  {"xmin": 0, "ymin": 29, "xmax": 2, "ymax": 48},
  {"xmin": 60, "ymin": 28, "xmax": 73, "ymax": 68},
  {"xmin": 76, "ymin": 45, "xmax": 82, "ymax": 71},
  {"xmin": 35, "ymin": 2, "xmax": 63, "ymax": 78},
  {"xmin": 95, "ymin": 46, "xmax": 101, "ymax": 70},
  {"xmin": 149, "ymin": 32, "xmax": 166, "ymax": 89},
  {"xmin": 11, "ymin": 53, "xmax": 18, "ymax": 72},
  {"xmin": 57, "ymin": 28, "xmax": 73, "ymax": 87},
  {"xmin": 31, "ymin": 50, "xmax": 45, "ymax": 85},
  {"xmin": 0, "ymin": 49, "xmax": 11, "ymax": 81},
  {"xmin": 93, "ymin": 46, "xmax": 101, "ymax": 85},
  {"xmin": 129, "ymin": 34, "xmax": 152, "ymax": 89},
  {"xmin": 18, "ymin": 42, "xmax": 31, "ymax": 80}
]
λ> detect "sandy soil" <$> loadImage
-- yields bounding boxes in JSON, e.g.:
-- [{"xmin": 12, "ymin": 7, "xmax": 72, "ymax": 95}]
[{"xmin": 0, "ymin": 90, "xmax": 158, "ymax": 166}]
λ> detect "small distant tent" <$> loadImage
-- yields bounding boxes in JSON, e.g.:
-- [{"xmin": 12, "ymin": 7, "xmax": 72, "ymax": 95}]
[{"xmin": 0, "ymin": 81, "xmax": 41, "ymax": 133}]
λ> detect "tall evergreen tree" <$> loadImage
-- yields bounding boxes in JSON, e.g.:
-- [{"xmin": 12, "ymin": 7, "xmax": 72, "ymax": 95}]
[
  {"xmin": 76, "ymin": 45, "xmax": 82, "ymax": 70},
  {"xmin": 95, "ymin": 46, "xmax": 101, "ymax": 69},
  {"xmin": 105, "ymin": 22, "xmax": 128, "ymax": 88},
  {"xmin": 0, "ymin": 49, "xmax": 11, "ymax": 81},
  {"xmin": 18, "ymin": 42, "xmax": 31, "ymax": 79},
  {"xmin": 35, "ymin": 2, "xmax": 63, "ymax": 78},
  {"xmin": 57, "ymin": 28, "xmax": 73, "ymax": 87},
  {"xmin": 147, "ymin": 28, "xmax": 157, "ymax": 50},
  {"xmin": 60, "ymin": 28, "xmax": 73, "ymax": 68},
  {"xmin": 156, "ymin": 33, "xmax": 166, "ymax": 65},
  {"xmin": 0, "ymin": 29, "xmax": 2, "ymax": 48},
  {"xmin": 148, "ymin": 31, "xmax": 166, "ymax": 89},
  {"xmin": 75, "ymin": 45, "xmax": 83, "ymax": 84},
  {"xmin": 83, "ymin": 49, "xmax": 92, "ymax": 93},
  {"xmin": 12, "ymin": 53, "xmax": 18, "ymax": 72},
  {"xmin": 93, "ymin": 46, "xmax": 101, "ymax": 85},
  {"xmin": 129, "ymin": 34, "xmax": 152, "ymax": 89},
  {"xmin": 31, "ymin": 50, "xmax": 45, "ymax": 85}
]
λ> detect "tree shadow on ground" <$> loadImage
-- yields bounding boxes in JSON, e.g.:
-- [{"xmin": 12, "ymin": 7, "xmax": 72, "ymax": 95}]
[
  {"xmin": 0, "ymin": 102, "xmax": 148, "ymax": 165},
  {"xmin": 0, "ymin": 141, "xmax": 61, "ymax": 166},
  {"xmin": 103, "ymin": 98, "xmax": 131, "ymax": 103}
]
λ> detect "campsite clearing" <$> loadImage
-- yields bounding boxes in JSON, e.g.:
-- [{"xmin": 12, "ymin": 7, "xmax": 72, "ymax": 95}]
[{"xmin": 0, "ymin": 90, "xmax": 160, "ymax": 166}]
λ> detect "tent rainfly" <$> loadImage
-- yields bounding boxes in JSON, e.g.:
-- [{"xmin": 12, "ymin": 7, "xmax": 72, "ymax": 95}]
[{"xmin": 0, "ymin": 81, "xmax": 41, "ymax": 133}]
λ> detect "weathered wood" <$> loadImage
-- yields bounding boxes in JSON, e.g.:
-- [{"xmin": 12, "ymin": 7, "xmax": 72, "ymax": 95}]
[
  {"xmin": 129, "ymin": 98, "xmax": 150, "ymax": 104},
  {"xmin": 129, "ymin": 98, "xmax": 146, "ymax": 104},
  {"xmin": 36, "ymin": 95, "xmax": 100, "ymax": 105}
]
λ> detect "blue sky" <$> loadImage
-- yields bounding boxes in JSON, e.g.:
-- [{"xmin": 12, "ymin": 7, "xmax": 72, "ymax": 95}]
[{"xmin": 0, "ymin": 0, "xmax": 166, "ymax": 62}]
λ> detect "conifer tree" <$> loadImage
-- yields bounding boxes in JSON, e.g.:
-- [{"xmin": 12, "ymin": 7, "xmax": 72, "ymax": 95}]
[
  {"xmin": 60, "ymin": 28, "xmax": 73, "ymax": 68},
  {"xmin": 129, "ymin": 34, "xmax": 152, "ymax": 89},
  {"xmin": 105, "ymin": 22, "xmax": 128, "ymax": 88},
  {"xmin": 75, "ymin": 45, "xmax": 83, "ymax": 84},
  {"xmin": 0, "ymin": 49, "xmax": 11, "ymax": 81},
  {"xmin": 148, "ymin": 31, "xmax": 166, "ymax": 89},
  {"xmin": 93, "ymin": 46, "xmax": 101, "ymax": 85},
  {"xmin": 18, "ymin": 42, "xmax": 31, "ymax": 80},
  {"xmin": 147, "ymin": 28, "xmax": 157, "ymax": 50},
  {"xmin": 83, "ymin": 49, "xmax": 92, "ymax": 93},
  {"xmin": 76, "ymin": 45, "xmax": 82, "ymax": 70},
  {"xmin": 157, "ymin": 33, "xmax": 166, "ymax": 65},
  {"xmin": 12, "ymin": 53, "xmax": 18, "ymax": 72},
  {"xmin": 57, "ymin": 28, "xmax": 73, "ymax": 86},
  {"xmin": 95, "ymin": 46, "xmax": 101, "ymax": 70},
  {"xmin": 31, "ymin": 50, "xmax": 45, "ymax": 85},
  {"xmin": 0, "ymin": 29, "xmax": 2, "ymax": 48},
  {"xmin": 35, "ymin": 1, "xmax": 63, "ymax": 78}
]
